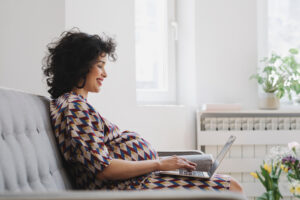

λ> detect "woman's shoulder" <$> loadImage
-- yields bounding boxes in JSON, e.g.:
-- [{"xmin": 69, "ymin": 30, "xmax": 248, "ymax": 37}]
[{"xmin": 50, "ymin": 91, "xmax": 92, "ymax": 114}]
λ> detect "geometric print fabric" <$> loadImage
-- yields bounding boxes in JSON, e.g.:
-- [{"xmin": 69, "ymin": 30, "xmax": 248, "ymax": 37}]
[{"xmin": 50, "ymin": 91, "xmax": 230, "ymax": 190}]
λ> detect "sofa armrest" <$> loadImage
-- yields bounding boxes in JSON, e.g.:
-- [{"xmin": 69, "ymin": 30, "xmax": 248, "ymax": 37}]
[{"xmin": 157, "ymin": 150, "xmax": 203, "ymax": 157}]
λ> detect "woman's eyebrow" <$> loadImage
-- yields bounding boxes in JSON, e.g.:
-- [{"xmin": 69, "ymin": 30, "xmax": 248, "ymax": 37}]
[{"xmin": 97, "ymin": 60, "xmax": 106, "ymax": 64}]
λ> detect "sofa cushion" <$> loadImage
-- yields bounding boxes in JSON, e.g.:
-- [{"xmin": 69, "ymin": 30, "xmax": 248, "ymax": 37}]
[{"xmin": 0, "ymin": 87, "xmax": 73, "ymax": 192}]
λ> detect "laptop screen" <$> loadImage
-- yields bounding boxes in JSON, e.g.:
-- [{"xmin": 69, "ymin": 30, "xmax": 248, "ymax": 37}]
[{"xmin": 209, "ymin": 135, "xmax": 236, "ymax": 175}]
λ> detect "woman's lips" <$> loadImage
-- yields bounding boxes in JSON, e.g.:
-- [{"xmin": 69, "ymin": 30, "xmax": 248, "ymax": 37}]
[{"xmin": 97, "ymin": 78, "xmax": 103, "ymax": 86}]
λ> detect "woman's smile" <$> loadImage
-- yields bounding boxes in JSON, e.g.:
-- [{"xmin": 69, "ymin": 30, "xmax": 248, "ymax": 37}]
[{"xmin": 97, "ymin": 78, "xmax": 103, "ymax": 86}]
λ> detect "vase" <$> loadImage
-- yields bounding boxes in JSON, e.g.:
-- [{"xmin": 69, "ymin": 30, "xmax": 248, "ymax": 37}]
[{"xmin": 259, "ymin": 92, "xmax": 280, "ymax": 110}]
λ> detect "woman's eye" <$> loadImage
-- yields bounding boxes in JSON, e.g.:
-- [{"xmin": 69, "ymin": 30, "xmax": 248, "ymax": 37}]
[{"xmin": 98, "ymin": 65, "xmax": 103, "ymax": 68}]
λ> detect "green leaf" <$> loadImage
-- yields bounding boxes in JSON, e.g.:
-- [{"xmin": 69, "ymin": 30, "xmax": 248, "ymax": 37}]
[
  {"xmin": 289, "ymin": 48, "xmax": 299, "ymax": 55},
  {"xmin": 258, "ymin": 77, "xmax": 264, "ymax": 84},
  {"xmin": 262, "ymin": 167, "xmax": 273, "ymax": 190},
  {"xmin": 263, "ymin": 66, "xmax": 274, "ymax": 73},
  {"xmin": 267, "ymin": 191, "xmax": 274, "ymax": 200},
  {"xmin": 257, "ymin": 171, "xmax": 268, "ymax": 189},
  {"xmin": 257, "ymin": 192, "xmax": 269, "ymax": 200}
]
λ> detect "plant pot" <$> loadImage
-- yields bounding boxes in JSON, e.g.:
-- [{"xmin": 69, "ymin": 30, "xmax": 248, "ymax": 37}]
[{"xmin": 259, "ymin": 92, "xmax": 280, "ymax": 110}]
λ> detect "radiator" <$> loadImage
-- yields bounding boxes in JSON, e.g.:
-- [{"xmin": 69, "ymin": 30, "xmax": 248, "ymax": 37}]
[{"xmin": 197, "ymin": 111, "xmax": 300, "ymax": 200}]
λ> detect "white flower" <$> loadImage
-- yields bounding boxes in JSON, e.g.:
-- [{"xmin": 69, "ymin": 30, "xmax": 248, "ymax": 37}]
[
  {"xmin": 266, "ymin": 146, "xmax": 292, "ymax": 164},
  {"xmin": 288, "ymin": 141, "xmax": 300, "ymax": 151},
  {"xmin": 289, "ymin": 180, "xmax": 300, "ymax": 195},
  {"xmin": 288, "ymin": 141, "xmax": 300, "ymax": 159}
]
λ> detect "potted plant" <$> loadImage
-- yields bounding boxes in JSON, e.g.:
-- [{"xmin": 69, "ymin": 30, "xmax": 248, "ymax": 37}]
[{"xmin": 250, "ymin": 48, "xmax": 300, "ymax": 109}]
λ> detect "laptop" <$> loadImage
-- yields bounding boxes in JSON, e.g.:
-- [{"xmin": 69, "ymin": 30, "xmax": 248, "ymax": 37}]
[{"xmin": 159, "ymin": 135, "xmax": 236, "ymax": 179}]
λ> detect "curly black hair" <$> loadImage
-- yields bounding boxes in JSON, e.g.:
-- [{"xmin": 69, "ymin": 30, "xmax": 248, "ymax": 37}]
[{"xmin": 42, "ymin": 28, "xmax": 117, "ymax": 99}]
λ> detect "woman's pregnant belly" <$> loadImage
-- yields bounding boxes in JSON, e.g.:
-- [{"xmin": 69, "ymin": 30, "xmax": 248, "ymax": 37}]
[{"xmin": 107, "ymin": 131, "xmax": 158, "ymax": 161}]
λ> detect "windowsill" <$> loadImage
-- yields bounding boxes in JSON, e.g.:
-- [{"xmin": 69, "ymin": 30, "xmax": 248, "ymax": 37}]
[
  {"xmin": 198, "ymin": 105, "xmax": 300, "ymax": 114},
  {"xmin": 136, "ymin": 104, "xmax": 185, "ymax": 108}
]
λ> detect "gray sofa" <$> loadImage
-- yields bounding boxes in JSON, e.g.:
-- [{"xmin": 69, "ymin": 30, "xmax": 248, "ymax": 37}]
[{"xmin": 0, "ymin": 87, "xmax": 246, "ymax": 200}]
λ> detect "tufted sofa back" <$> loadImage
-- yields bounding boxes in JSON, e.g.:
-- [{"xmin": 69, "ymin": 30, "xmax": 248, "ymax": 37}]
[{"xmin": 0, "ymin": 87, "xmax": 73, "ymax": 192}]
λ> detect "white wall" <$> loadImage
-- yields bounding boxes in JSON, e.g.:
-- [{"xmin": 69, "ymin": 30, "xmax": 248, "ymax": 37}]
[
  {"xmin": 0, "ymin": 0, "xmax": 260, "ymax": 150},
  {"xmin": 0, "ymin": 0, "xmax": 65, "ymax": 97},
  {"xmin": 176, "ymin": 0, "xmax": 198, "ymax": 149}
]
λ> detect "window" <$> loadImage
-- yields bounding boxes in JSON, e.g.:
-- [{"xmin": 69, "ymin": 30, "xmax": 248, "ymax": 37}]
[
  {"xmin": 134, "ymin": 0, "xmax": 177, "ymax": 104},
  {"xmin": 258, "ymin": 0, "xmax": 300, "ymax": 103},
  {"xmin": 268, "ymin": 0, "xmax": 300, "ymax": 56},
  {"xmin": 267, "ymin": 0, "xmax": 300, "ymax": 102}
]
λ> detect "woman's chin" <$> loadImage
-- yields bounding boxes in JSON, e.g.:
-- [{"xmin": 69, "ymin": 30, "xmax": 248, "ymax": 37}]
[{"xmin": 95, "ymin": 87, "xmax": 101, "ymax": 93}]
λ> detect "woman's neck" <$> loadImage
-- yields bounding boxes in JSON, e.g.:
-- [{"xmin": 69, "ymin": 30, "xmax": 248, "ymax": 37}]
[{"xmin": 72, "ymin": 88, "xmax": 88, "ymax": 99}]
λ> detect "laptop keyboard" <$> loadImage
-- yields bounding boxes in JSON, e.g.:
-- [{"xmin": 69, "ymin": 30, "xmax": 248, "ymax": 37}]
[{"xmin": 179, "ymin": 170, "xmax": 204, "ymax": 177}]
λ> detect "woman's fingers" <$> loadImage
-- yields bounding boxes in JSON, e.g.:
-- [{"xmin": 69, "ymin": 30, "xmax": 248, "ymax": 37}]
[
  {"xmin": 179, "ymin": 158, "xmax": 196, "ymax": 171},
  {"xmin": 184, "ymin": 163, "xmax": 196, "ymax": 171},
  {"xmin": 181, "ymin": 157, "xmax": 197, "ymax": 167},
  {"xmin": 163, "ymin": 155, "xmax": 197, "ymax": 171},
  {"xmin": 188, "ymin": 160, "xmax": 197, "ymax": 167},
  {"xmin": 183, "ymin": 158, "xmax": 197, "ymax": 166}
]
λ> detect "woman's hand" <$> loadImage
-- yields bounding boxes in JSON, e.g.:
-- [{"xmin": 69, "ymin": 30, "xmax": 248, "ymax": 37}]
[
  {"xmin": 97, "ymin": 156, "xmax": 197, "ymax": 181},
  {"xmin": 157, "ymin": 155, "xmax": 197, "ymax": 171}
]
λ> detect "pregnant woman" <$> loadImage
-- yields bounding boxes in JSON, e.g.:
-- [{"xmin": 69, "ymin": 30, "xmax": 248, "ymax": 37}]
[{"xmin": 42, "ymin": 29, "xmax": 243, "ymax": 192}]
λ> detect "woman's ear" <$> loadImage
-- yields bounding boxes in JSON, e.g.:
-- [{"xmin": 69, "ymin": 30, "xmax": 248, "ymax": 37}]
[{"xmin": 76, "ymin": 77, "xmax": 86, "ymax": 89}]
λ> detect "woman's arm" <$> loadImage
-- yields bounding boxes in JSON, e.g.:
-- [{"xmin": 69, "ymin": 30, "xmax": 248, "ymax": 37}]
[{"xmin": 96, "ymin": 155, "xmax": 197, "ymax": 181}]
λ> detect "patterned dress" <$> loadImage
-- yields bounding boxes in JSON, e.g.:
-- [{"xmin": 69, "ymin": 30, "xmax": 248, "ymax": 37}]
[{"xmin": 50, "ymin": 91, "xmax": 231, "ymax": 190}]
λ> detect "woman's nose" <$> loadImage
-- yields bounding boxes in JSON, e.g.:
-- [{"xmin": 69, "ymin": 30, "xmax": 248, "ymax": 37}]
[{"xmin": 102, "ymin": 69, "xmax": 107, "ymax": 78}]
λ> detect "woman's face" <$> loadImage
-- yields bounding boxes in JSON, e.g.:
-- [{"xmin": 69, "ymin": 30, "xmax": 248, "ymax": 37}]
[{"xmin": 77, "ymin": 54, "xmax": 108, "ymax": 94}]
